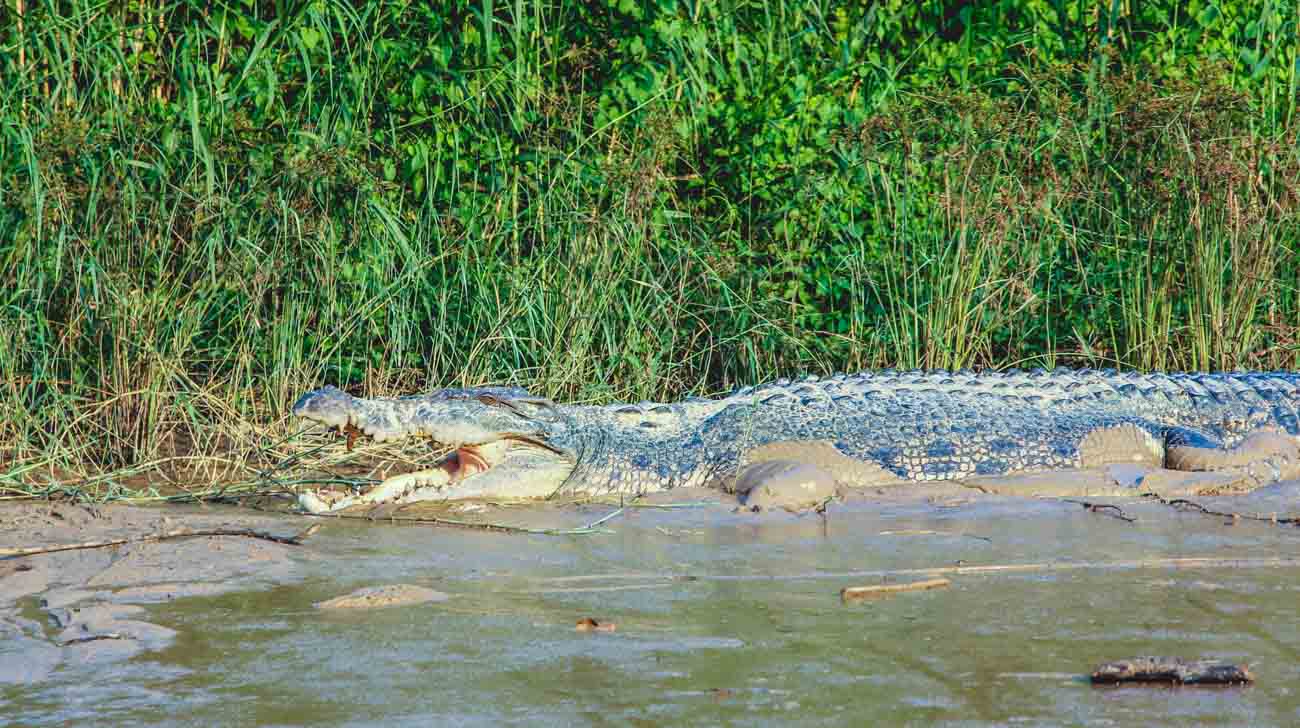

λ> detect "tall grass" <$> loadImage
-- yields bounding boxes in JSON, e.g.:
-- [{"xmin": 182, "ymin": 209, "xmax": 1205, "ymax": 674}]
[{"xmin": 1, "ymin": 0, "xmax": 1298, "ymax": 483}]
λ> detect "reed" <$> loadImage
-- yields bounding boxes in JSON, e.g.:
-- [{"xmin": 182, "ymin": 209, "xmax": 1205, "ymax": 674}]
[{"xmin": 1, "ymin": 1, "xmax": 1297, "ymax": 490}]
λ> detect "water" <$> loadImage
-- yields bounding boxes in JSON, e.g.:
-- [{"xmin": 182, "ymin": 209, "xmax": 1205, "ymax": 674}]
[{"xmin": 5, "ymin": 488, "xmax": 1299, "ymax": 726}]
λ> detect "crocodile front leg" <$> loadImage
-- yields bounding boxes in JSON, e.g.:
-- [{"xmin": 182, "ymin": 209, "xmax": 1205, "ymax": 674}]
[{"xmin": 732, "ymin": 441, "xmax": 909, "ymax": 511}]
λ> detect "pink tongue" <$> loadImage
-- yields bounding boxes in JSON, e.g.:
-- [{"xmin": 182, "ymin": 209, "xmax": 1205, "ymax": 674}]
[{"xmin": 441, "ymin": 447, "xmax": 488, "ymax": 478}]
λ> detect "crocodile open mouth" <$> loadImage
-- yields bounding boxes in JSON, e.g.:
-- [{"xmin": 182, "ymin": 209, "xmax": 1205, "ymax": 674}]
[
  {"xmin": 293, "ymin": 385, "xmax": 577, "ymax": 512},
  {"xmin": 440, "ymin": 446, "xmax": 491, "ymax": 480},
  {"xmin": 336, "ymin": 425, "xmax": 550, "ymax": 488}
]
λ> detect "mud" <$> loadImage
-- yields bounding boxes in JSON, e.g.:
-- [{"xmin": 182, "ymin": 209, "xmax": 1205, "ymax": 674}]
[
  {"xmin": 315, "ymin": 584, "xmax": 450, "ymax": 609},
  {"xmin": 2, "ymin": 482, "xmax": 1298, "ymax": 725},
  {"xmin": 0, "ymin": 502, "xmax": 305, "ymax": 682}
]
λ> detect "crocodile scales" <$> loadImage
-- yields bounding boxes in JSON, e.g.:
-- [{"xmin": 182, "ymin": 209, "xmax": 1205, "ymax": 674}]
[{"xmin": 290, "ymin": 368, "xmax": 1300, "ymax": 512}]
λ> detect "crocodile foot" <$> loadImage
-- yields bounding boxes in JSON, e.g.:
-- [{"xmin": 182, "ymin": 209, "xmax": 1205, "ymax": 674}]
[
  {"xmin": 962, "ymin": 463, "xmax": 1293, "ymax": 499},
  {"xmin": 733, "ymin": 440, "xmax": 911, "ymax": 512},
  {"xmin": 736, "ymin": 460, "xmax": 839, "ymax": 512},
  {"xmin": 1165, "ymin": 430, "xmax": 1300, "ymax": 490},
  {"xmin": 959, "ymin": 466, "xmax": 1232, "ymax": 498}
]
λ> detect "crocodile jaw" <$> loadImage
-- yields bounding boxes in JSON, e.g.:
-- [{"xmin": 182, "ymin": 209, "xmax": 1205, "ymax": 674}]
[
  {"xmin": 295, "ymin": 440, "xmax": 574, "ymax": 513},
  {"xmin": 291, "ymin": 386, "xmax": 579, "ymax": 511},
  {"xmin": 291, "ymin": 385, "xmax": 538, "ymax": 445}
]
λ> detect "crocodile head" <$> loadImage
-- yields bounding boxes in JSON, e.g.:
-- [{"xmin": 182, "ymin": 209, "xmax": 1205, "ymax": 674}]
[{"xmin": 291, "ymin": 385, "xmax": 577, "ymax": 511}]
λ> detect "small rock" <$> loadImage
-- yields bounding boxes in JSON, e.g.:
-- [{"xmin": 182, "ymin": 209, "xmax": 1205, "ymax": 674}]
[
  {"xmin": 1090, "ymin": 656, "xmax": 1253, "ymax": 685},
  {"xmin": 314, "ymin": 584, "xmax": 449, "ymax": 610},
  {"xmin": 575, "ymin": 617, "xmax": 616, "ymax": 632}
]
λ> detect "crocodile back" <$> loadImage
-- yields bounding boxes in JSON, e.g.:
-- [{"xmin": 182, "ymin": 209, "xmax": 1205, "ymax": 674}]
[{"xmin": 691, "ymin": 369, "xmax": 1300, "ymax": 481}]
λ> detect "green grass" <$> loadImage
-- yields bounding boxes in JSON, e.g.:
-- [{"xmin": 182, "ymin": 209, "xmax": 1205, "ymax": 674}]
[{"xmin": 1, "ymin": 0, "xmax": 1298, "ymax": 491}]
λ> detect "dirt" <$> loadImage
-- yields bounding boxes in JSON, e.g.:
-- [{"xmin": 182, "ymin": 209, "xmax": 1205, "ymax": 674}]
[
  {"xmin": 0, "ymin": 501, "xmax": 308, "ymax": 683},
  {"xmin": 2, "ymin": 482, "xmax": 1298, "ymax": 724}
]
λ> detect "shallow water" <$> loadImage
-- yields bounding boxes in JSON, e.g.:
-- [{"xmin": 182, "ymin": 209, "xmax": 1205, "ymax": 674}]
[{"xmin": 6, "ymin": 487, "xmax": 1300, "ymax": 726}]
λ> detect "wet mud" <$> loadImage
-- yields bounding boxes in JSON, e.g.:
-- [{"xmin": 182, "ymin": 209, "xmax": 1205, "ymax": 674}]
[
  {"xmin": 0, "ymin": 503, "xmax": 305, "ymax": 684},
  {"xmin": 2, "ymin": 482, "xmax": 1297, "ymax": 725}
]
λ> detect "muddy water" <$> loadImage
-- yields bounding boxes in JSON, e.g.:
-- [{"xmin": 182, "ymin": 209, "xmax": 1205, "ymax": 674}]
[{"xmin": 4, "ymin": 485, "xmax": 1299, "ymax": 726}]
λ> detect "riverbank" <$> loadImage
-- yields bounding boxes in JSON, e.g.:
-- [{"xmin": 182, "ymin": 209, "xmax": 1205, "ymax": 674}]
[
  {"xmin": 0, "ymin": 501, "xmax": 307, "ymax": 683},
  {"xmin": 3, "ymin": 484, "xmax": 1298, "ymax": 724}
]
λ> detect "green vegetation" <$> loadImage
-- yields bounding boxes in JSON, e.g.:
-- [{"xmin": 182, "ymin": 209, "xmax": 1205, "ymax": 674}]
[{"xmin": 2, "ymin": 0, "xmax": 1298, "ymax": 486}]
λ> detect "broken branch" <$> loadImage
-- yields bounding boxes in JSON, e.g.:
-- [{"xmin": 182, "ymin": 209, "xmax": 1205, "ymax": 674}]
[{"xmin": 0, "ymin": 524, "xmax": 321, "ymax": 559}]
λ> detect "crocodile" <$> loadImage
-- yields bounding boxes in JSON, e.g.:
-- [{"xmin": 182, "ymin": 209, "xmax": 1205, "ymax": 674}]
[{"xmin": 290, "ymin": 369, "xmax": 1300, "ymax": 513}]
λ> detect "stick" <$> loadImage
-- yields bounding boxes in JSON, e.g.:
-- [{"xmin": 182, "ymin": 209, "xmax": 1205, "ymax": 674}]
[
  {"xmin": 526, "ymin": 555, "xmax": 1300, "ymax": 585},
  {"xmin": 843, "ymin": 556, "xmax": 1297, "ymax": 579},
  {"xmin": 842, "ymin": 578, "xmax": 951, "ymax": 600},
  {"xmin": 1142, "ymin": 493, "xmax": 1299, "ymax": 527},
  {"xmin": 573, "ymin": 499, "xmax": 708, "ymax": 510},
  {"xmin": 0, "ymin": 524, "xmax": 321, "ymax": 559},
  {"xmin": 299, "ymin": 508, "xmax": 624, "ymax": 536},
  {"xmin": 1063, "ymin": 499, "xmax": 1137, "ymax": 523},
  {"xmin": 60, "ymin": 633, "xmax": 125, "ymax": 647}
]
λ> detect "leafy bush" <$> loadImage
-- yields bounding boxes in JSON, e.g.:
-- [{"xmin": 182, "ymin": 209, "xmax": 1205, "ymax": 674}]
[{"xmin": 1, "ymin": 0, "xmax": 1297, "ymax": 471}]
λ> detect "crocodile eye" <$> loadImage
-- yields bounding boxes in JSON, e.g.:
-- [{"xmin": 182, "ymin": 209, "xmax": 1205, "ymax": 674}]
[{"xmin": 476, "ymin": 394, "xmax": 531, "ymax": 418}]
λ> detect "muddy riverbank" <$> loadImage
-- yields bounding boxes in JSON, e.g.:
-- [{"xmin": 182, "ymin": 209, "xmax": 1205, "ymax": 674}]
[
  {"xmin": 2, "ymin": 484, "xmax": 1298, "ymax": 725},
  {"xmin": 0, "ymin": 502, "xmax": 308, "ymax": 683}
]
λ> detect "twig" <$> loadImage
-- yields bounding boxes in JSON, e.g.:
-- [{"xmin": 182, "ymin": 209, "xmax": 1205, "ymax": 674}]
[
  {"xmin": 841, "ymin": 578, "xmax": 951, "ymax": 601},
  {"xmin": 1142, "ymin": 492, "xmax": 1299, "ymax": 527},
  {"xmin": 299, "ymin": 508, "xmax": 625, "ymax": 536},
  {"xmin": 524, "ymin": 556, "xmax": 1299, "ymax": 585},
  {"xmin": 49, "ymin": 456, "xmax": 260, "ymax": 489},
  {"xmin": 581, "ymin": 507, "xmax": 626, "ymax": 529},
  {"xmin": 60, "ymin": 633, "xmax": 125, "ymax": 646},
  {"xmin": 572, "ymin": 498, "xmax": 708, "ymax": 510},
  {"xmin": 1063, "ymin": 498, "xmax": 1137, "ymax": 523},
  {"xmin": 836, "ymin": 556, "xmax": 1297, "ymax": 579},
  {"xmin": 143, "ymin": 478, "xmax": 372, "ymax": 504},
  {"xmin": 2, "ymin": 476, "xmax": 374, "ymax": 506},
  {"xmin": 0, "ymin": 524, "xmax": 321, "ymax": 559},
  {"xmin": 254, "ymin": 427, "xmax": 327, "ymax": 478}
]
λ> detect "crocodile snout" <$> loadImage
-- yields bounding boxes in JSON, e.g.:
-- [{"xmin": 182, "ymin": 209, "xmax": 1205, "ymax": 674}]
[{"xmin": 292, "ymin": 385, "xmax": 356, "ymax": 426}]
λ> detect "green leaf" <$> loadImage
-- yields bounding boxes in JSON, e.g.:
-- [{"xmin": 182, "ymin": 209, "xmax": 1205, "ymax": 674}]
[{"xmin": 299, "ymin": 27, "xmax": 321, "ymax": 50}]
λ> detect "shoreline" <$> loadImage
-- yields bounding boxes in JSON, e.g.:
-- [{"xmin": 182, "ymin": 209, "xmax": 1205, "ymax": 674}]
[{"xmin": 0, "ymin": 501, "xmax": 308, "ymax": 684}]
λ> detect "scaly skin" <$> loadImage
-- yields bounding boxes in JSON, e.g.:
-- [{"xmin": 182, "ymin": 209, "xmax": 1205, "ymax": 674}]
[{"xmin": 291, "ymin": 369, "xmax": 1300, "ymax": 512}]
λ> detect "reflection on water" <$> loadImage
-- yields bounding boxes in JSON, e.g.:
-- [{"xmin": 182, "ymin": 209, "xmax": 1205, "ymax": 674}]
[{"xmin": 5, "ymin": 489, "xmax": 1299, "ymax": 726}]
